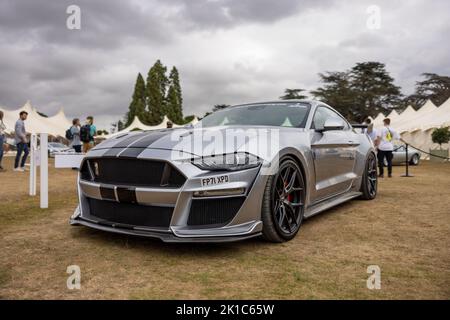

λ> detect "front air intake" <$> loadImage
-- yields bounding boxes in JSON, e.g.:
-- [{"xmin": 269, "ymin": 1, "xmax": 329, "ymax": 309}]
[
  {"xmin": 80, "ymin": 158, "xmax": 186, "ymax": 188},
  {"xmin": 87, "ymin": 198, "xmax": 173, "ymax": 229},
  {"xmin": 187, "ymin": 197, "xmax": 245, "ymax": 226}
]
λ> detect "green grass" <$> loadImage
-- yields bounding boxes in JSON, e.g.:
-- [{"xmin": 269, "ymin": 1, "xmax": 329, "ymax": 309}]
[{"xmin": 0, "ymin": 158, "xmax": 449, "ymax": 299}]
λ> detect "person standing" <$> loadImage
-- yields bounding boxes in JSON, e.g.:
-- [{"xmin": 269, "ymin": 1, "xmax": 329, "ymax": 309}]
[
  {"xmin": 0, "ymin": 111, "xmax": 7, "ymax": 171},
  {"xmin": 375, "ymin": 118, "xmax": 402, "ymax": 178},
  {"xmin": 81, "ymin": 116, "xmax": 96, "ymax": 153},
  {"xmin": 14, "ymin": 111, "xmax": 29, "ymax": 172},
  {"xmin": 70, "ymin": 118, "xmax": 82, "ymax": 153},
  {"xmin": 364, "ymin": 118, "xmax": 377, "ymax": 143}
]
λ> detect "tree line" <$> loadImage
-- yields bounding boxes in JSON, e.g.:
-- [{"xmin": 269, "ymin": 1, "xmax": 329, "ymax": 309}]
[
  {"xmin": 280, "ymin": 62, "xmax": 450, "ymax": 122},
  {"xmin": 121, "ymin": 60, "xmax": 449, "ymax": 128},
  {"xmin": 123, "ymin": 59, "xmax": 193, "ymax": 128}
]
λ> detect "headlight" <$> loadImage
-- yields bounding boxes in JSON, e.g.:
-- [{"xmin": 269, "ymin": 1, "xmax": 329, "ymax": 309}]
[{"xmin": 191, "ymin": 152, "xmax": 261, "ymax": 171}]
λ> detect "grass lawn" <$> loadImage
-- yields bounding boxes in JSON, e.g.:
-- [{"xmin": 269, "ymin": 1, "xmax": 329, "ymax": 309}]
[{"xmin": 0, "ymin": 156, "xmax": 449, "ymax": 299}]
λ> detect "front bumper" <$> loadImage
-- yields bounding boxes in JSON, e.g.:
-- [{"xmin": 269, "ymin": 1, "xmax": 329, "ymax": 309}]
[
  {"xmin": 70, "ymin": 206, "xmax": 262, "ymax": 243},
  {"xmin": 72, "ymin": 148, "xmax": 268, "ymax": 242}
]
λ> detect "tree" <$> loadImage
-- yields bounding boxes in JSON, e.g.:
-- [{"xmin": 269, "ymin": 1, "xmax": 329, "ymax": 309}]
[
  {"xmin": 202, "ymin": 104, "xmax": 230, "ymax": 118},
  {"xmin": 125, "ymin": 73, "xmax": 146, "ymax": 126},
  {"xmin": 280, "ymin": 88, "xmax": 307, "ymax": 100},
  {"xmin": 404, "ymin": 73, "xmax": 450, "ymax": 108},
  {"xmin": 349, "ymin": 62, "xmax": 403, "ymax": 121},
  {"xmin": 118, "ymin": 120, "xmax": 124, "ymax": 131},
  {"xmin": 431, "ymin": 127, "xmax": 450, "ymax": 150},
  {"xmin": 311, "ymin": 72, "xmax": 355, "ymax": 120},
  {"xmin": 97, "ymin": 129, "xmax": 109, "ymax": 136},
  {"xmin": 311, "ymin": 62, "xmax": 402, "ymax": 122},
  {"xmin": 183, "ymin": 115, "xmax": 196, "ymax": 124},
  {"xmin": 146, "ymin": 60, "xmax": 168, "ymax": 125},
  {"xmin": 165, "ymin": 66, "xmax": 183, "ymax": 124},
  {"xmin": 212, "ymin": 104, "xmax": 230, "ymax": 112}
]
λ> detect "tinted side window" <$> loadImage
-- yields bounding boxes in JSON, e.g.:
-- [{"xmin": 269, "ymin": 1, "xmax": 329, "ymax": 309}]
[{"xmin": 312, "ymin": 106, "xmax": 347, "ymax": 130}]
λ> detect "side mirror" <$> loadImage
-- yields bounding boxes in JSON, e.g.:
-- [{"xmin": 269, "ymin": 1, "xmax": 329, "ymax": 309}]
[{"xmin": 318, "ymin": 119, "xmax": 345, "ymax": 132}]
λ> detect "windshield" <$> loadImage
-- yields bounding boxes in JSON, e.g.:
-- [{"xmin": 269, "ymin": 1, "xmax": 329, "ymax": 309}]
[{"xmin": 200, "ymin": 102, "xmax": 310, "ymax": 128}]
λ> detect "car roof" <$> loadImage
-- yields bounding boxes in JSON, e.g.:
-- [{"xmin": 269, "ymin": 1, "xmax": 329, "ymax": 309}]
[{"xmin": 229, "ymin": 100, "xmax": 323, "ymax": 109}]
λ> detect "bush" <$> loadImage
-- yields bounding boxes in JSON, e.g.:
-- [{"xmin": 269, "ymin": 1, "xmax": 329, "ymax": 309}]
[{"xmin": 431, "ymin": 127, "xmax": 450, "ymax": 149}]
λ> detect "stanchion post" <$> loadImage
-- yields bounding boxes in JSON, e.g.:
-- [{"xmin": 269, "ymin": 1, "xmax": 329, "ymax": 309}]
[
  {"xmin": 29, "ymin": 133, "xmax": 37, "ymax": 196},
  {"xmin": 40, "ymin": 133, "xmax": 48, "ymax": 208},
  {"xmin": 401, "ymin": 143, "xmax": 414, "ymax": 178}
]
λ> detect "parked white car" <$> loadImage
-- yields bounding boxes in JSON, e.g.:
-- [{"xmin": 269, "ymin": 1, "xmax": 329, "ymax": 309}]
[{"xmin": 48, "ymin": 142, "xmax": 74, "ymax": 157}]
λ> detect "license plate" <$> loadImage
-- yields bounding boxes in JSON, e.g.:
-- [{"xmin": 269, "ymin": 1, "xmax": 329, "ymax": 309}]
[{"xmin": 201, "ymin": 174, "xmax": 229, "ymax": 187}]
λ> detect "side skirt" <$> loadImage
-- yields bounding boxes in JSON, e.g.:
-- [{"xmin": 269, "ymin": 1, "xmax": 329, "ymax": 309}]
[{"xmin": 304, "ymin": 191, "xmax": 362, "ymax": 219}]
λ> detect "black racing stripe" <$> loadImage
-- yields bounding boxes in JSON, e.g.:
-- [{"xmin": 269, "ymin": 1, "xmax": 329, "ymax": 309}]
[
  {"xmin": 100, "ymin": 186, "xmax": 116, "ymax": 201},
  {"xmin": 130, "ymin": 130, "xmax": 171, "ymax": 148},
  {"xmin": 118, "ymin": 147, "xmax": 145, "ymax": 158},
  {"xmin": 116, "ymin": 187, "xmax": 137, "ymax": 203},
  {"xmin": 112, "ymin": 132, "xmax": 149, "ymax": 148},
  {"xmin": 102, "ymin": 148, "xmax": 124, "ymax": 157}
]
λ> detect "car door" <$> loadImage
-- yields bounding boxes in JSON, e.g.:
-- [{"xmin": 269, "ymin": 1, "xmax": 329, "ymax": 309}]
[
  {"xmin": 392, "ymin": 145, "xmax": 405, "ymax": 164},
  {"xmin": 310, "ymin": 106, "xmax": 358, "ymax": 201}
]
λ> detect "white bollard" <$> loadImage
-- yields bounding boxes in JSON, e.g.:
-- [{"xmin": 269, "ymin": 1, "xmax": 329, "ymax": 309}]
[
  {"xmin": 29, "ymin": 134, "xmax": 37, "ymax": 196},
  {"xmin": 40, "ymin": 133, "xmax": 48, "ymax": 209}
]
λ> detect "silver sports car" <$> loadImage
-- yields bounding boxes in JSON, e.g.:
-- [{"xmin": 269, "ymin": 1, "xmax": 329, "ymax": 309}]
[
  {"xmin": 71, "ymin": 100, "xmax": 377, "ymax": 243},
  {"xmin": 389, "ymin": 144, "xmax": 421, "ymax": 166}
]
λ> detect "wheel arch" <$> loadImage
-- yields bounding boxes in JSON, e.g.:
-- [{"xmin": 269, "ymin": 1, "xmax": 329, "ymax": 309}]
[{"xmin": 275, "ymin": 148, "xmax": 310, "ymax": 205}]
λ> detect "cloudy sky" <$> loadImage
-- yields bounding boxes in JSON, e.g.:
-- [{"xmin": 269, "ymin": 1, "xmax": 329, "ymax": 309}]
[{"xmin": 0, "ymin": 0, "xmax": 449, "ymax": 130}]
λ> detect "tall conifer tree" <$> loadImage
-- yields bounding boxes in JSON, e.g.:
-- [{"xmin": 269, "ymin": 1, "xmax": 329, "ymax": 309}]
[
  {"xmin": 166, "ymin": 66, "xmax": 183, "ymax": 124},
  {"xmin": 125, "ymin": 73, "xmax": 146, "ymax": 126},
  {"xmin": 146, "ymin": 59, "xmax": 168, "ymax": 125}
]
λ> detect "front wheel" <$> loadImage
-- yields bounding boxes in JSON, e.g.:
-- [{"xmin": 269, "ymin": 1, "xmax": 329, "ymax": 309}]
[
  {"xmin": 360, "ymin": 152, "xmax": 377, "ymax": 200},
  {"xmin": 261, "ymin": 158, "xmax": 306, "ymax": 243}
]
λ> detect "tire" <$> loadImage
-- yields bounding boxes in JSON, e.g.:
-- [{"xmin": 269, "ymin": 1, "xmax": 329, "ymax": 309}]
[
  {"xmin": 409, "ymin": 154, "xmax": 420, "ymax": 166},
  {"xmin": 262, "ymin": 157, "xmax": 306, "ymax": 243},
  {"xmin": 360, "ymin": 152, "xmax": 377, "ymax": 200}
]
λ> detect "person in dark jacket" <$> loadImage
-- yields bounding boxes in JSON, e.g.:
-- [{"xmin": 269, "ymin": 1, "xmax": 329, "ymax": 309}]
[{"xmin": 14, "ymin": 111, "xmax": 29, "ymax": 172}]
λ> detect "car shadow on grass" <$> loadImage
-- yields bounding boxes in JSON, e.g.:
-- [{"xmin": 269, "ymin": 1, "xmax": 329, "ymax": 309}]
[{"xmin": 70, "ymin": 225, "xmax": 267, "ymax": 257}]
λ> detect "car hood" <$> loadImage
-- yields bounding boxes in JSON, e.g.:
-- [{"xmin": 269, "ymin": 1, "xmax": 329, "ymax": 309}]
[{"xmin": 94, "ymin": 125, "xmax": 303, "ymax": 159}]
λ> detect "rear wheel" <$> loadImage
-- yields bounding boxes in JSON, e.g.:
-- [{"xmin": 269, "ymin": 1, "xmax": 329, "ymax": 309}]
[
  {"xmin": 262, "ymin": 158, "xmax": 306, "ymax": 243},
  {"xmin": 410, "ymin": 154, "xmax": 420, "ymax": 166},
  {"xmin": 360, "ymin": 153, "xmax": 377, "ymax": 200}
]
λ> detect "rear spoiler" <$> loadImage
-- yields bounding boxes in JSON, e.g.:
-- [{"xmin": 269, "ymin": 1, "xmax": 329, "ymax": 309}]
[{"xmin": 351, "ymin": 124, "xmax": 368, "ymax": 129}]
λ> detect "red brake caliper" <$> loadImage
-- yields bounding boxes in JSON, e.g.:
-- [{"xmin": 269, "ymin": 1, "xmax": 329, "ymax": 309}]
[{"xmin": 285, "ymin": 182, "xmax": 292, "ymax": 202}]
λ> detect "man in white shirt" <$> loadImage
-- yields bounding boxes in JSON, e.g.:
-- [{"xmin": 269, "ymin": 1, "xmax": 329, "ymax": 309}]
[{"xmin": 375, "ymin": 118, "xmax": 402, "ymax": 178}]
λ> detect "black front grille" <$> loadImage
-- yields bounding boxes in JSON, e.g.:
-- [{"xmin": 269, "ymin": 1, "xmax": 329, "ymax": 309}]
[
  {"xmin": 88, "ymin": 198, "xmax": 173, "ymax": 229},
  {"xmin": 80, "ymin": 158, "xmax": 186, "ymax": 188},
  {"xmin": 187, "ymin": 197, "xmax": 245, "ymax": 226}
]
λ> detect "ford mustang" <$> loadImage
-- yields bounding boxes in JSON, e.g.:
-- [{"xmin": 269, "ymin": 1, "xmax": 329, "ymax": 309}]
[{"xmin": 71, "ymin": 100, "xmax": 377, "ymax": 242}]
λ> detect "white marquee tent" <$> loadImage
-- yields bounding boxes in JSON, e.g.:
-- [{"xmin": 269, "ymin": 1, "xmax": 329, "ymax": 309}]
[
  {"xmin": 0, "ymin": 101, "xmax": 72, "ymax": 137},
  {"xmin": 0, "ymin": 101, "xmax": 199, "ymax": 139},
  {"xmin": 1, "ymin": 100, "xmax": 449, "ymax": 155},
  {"xmin": 106, "ymin": 115, "xmax": 199, "ymax": 138},
  {"xmin": 372, "ymin": 98, "xmax": 450, "ymax": 156}
]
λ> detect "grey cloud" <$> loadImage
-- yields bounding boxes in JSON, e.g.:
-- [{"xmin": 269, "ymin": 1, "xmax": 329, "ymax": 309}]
[
  {"xmin": 0, "ymin": 0, "xmax": 171, "ymax": 49},
  {"xmin": 0, "ymin": 0, "xmax": 449, "ymax": 130},
  {"xmin": 170, "ymin": 0, "xmax": 336, "ymax": 29}
]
